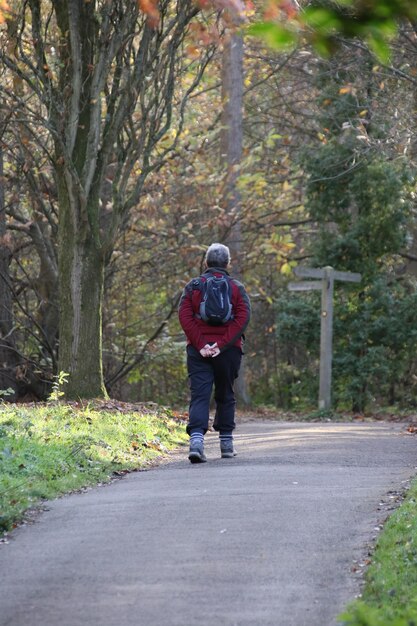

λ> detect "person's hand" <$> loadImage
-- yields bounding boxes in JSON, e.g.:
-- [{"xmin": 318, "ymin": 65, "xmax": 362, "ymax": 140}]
[
  {"xmin": 200, "ymin": 343, "xmax": 220, "ymax": 358},
  {"xmin": 200, "ymin": 344, "xmax": 213, "ymax": 357}
]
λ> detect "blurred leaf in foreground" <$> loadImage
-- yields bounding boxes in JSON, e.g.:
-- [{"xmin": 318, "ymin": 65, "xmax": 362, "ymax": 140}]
[{"xmin": 246, "ymin": 0, "xmax": 417, "ymax": 61}]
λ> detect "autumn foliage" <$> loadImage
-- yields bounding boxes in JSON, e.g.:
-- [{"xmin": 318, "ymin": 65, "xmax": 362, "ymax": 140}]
[{"xmin": 0, "ymin": 1, "xmax": 9, "ymax": 24}]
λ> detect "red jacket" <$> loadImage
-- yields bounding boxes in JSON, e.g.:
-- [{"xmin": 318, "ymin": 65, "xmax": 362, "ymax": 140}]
[{"xmin": 178, "ymin": 268, "xmax": 251, "ymax": 353}]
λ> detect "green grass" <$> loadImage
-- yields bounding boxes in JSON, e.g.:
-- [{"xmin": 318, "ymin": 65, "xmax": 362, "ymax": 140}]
[
  {"xmin": 339, "ymin": 480, "xmax": 417, "ymax": 626},
  {"xmin": 0, "ymin": 402, "xmax": 188, "ymax": 534}
]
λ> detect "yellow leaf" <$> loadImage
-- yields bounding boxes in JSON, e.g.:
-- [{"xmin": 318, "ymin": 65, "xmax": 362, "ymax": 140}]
[
  {"xmin": 280, "ymin": 262, "xmax": 292, "ymax": 275},
  {"xmin": 0, "ymin": 0, "xmax": 10, "ymax": 23},
  {"xmin": 283, "ymin": 242, "xmax": 296, "ymax": 251}
]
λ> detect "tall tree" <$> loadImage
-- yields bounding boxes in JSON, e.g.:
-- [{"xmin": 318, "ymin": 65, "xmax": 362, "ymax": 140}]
[
  {"xmin": 299, "ymin": 50, "xmax": 413, "ymax": 410},
  {"xmin": 0, "ymin": 0, "xmax": 213, "ymax": 398},
  {"xmin": 221, "ymin": 31, "xmax": 243, "ymax": 255},
  {"xmin": 0, "ymin": 137, "xmax": 18, "ymax": 398},
  {"xmin": 220, "ymin": 29, "xmax": 251, "ymax": 404}
]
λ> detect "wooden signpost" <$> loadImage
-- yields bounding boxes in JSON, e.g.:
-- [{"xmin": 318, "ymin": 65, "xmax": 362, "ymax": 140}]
[{"xmin": 288, "ymin": 266, "xmax": 362, "ymax": 411}]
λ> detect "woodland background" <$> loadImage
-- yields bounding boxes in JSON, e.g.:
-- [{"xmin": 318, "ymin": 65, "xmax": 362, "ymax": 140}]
[{"xmin": 1, "ymin": 1, "xmax": 417, "ymax": 413}]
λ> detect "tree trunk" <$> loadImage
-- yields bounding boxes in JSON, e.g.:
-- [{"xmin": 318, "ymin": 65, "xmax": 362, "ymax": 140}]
[
  {"xmin": 58, "ymin": 183, "xmax": 107, "ymax": 399},
  {"xmin": 0, "ymin": 143, "xmax": 18, "ymax": 399},
  {"xmin": 221, "ymin": 32, "xmax": 250, "ymax": 406},
  {"xmin": 404, "ymin": 69, "xmax": 417, "ymax": 277}
]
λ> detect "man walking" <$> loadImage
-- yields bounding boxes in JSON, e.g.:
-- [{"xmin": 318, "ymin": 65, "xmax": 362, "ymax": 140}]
[{"xmin": 179, "ymin": 243, "xmax": 251, "ymax": 463}]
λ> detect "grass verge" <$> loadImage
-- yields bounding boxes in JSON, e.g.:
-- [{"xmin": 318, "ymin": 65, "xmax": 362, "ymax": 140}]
[
  {"xmin": 339, "ymin": 479, "xmax": 417, "ymax": 625},
  {"xmin": 0, "ymin": 401, "xmax": 188, "ymax": 535}
]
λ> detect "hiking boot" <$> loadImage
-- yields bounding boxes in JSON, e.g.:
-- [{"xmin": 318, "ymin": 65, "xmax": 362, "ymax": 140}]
[
  {"xmin": 220, "ymin": 440, "xmax": 237, "ymax": 459},
  {"xmin": 188, "ymin": 442, "xmax": 207, "ymax": 464}
]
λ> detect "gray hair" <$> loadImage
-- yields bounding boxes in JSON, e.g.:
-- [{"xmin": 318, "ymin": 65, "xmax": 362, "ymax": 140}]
[{"xmin": 205, "ymin": 243, "xmax": 231, "ymax": 268}]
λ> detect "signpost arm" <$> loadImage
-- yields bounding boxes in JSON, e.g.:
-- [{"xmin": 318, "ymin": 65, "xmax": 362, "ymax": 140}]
[{"xmin": 319, "ymin": 267, "xmax": 334, "ymax": 411}]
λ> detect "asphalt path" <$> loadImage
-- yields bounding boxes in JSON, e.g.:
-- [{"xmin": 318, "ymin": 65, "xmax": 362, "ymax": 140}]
[{"xmin": 1, "ymin": 420, "xmax": 417, "ymax": 626}]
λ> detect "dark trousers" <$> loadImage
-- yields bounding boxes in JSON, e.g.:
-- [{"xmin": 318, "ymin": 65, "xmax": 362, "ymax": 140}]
[{"xmin": 186, "ymin": 345, "xmax": 242, "ymax": 435}]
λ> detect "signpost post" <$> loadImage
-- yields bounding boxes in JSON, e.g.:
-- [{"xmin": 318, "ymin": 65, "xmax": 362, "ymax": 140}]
[{"xmin": 288, "ymin": 266, "xmax": 361, "ymax": 411}]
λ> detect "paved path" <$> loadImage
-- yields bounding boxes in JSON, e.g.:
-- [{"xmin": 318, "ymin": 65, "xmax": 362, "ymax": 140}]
[{"xmin": 1, "ymin": 421, "xmax": 416, "ymax": 626}]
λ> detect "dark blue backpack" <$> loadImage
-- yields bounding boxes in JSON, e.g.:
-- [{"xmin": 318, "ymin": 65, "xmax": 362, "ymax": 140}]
[{"xmin": 198, "ymin": 274, "xmax": 233, "ymax": 325}]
